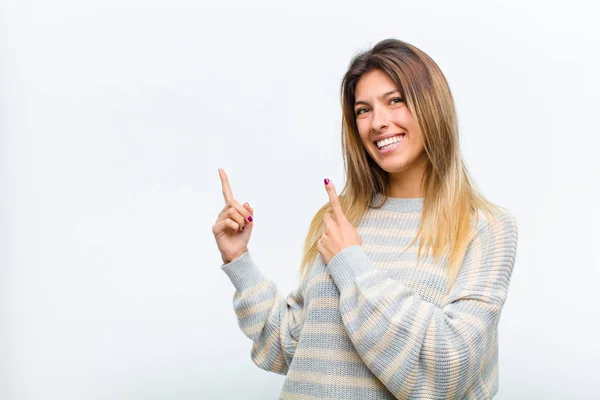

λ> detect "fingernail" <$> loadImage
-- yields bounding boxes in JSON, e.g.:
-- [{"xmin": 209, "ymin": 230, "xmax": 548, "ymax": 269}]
[
  {"xmin": 242, "ymin": 226, "xmax": 245, "ymax": 231},
  {"xmin": 247, "ymin": 216, "xmax": 253, "ymax": 222},
  {"xmin": 324, "ymin": 178, "xmax": 330, "ymax": 185}
]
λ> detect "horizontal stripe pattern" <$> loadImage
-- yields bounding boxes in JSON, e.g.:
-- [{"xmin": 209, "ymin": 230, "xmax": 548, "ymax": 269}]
[{"xmin": 221, "ymin": 195, "xmax": 518, "ymax": 399}]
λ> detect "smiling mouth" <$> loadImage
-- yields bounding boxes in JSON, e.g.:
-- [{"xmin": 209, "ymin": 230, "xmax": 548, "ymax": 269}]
[{"xmin": 374, "ymin": 134, "xmax": 405, "ymax": 150}]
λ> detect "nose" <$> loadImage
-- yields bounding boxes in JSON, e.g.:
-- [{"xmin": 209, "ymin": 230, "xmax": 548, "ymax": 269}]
[{"xmin": 371, "ymin": 106, "xmax": 390, "ymax": 132}]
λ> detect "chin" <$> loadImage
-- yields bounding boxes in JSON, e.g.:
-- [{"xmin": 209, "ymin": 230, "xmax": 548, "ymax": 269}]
[{"xmin": 378, "ymin": 156, "xmax": 406, "ymax": 170}]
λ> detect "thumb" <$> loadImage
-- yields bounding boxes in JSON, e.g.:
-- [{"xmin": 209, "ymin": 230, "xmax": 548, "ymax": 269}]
[{"xmin": 243, "ymin": 202, "xmax": 254, "ymax": 216}]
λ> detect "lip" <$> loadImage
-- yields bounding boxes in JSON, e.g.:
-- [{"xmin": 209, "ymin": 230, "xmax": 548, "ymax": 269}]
[
  {"xmin": 376, "ymin": 135, "xmax": 404, "ymax": 154},
  {"xmin": 372, "ymin": 133, "xmax": 405, "ymax": 145}
]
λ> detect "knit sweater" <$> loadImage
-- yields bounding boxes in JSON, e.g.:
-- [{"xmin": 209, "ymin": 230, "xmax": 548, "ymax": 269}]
[{"xmin": 220, "ymin": 193, "xmax": 519, "ymax": 399}]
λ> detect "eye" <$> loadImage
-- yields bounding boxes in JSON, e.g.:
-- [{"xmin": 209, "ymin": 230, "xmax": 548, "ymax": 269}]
[
  {"xmin": 355, "ymin": 107, "xmax": 369, "ymax": 116},
  {"xmin": 389, "ymin": 97, "xmax": 403, "ymax": 105}
]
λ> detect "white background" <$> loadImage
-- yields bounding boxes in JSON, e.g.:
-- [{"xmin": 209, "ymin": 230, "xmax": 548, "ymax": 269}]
[{"xmin": 2, "ymin": 0, "xmax": 599, "ymax": 399}]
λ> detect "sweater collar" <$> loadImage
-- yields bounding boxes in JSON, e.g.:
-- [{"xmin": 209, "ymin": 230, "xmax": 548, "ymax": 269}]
[{"xmin": 369, "ymin": 192, "xmax": 424, "ymax": 213}]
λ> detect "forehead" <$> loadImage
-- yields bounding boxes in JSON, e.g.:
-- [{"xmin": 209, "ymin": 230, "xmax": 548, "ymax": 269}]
[{"xmin": 355, "ymin": 70, "xmax": 397, "ymax": 97}]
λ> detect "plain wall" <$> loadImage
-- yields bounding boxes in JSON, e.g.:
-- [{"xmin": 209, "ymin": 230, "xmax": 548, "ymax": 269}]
[{"xmin": 2, "ymin": 0, "xmax": 599, "ymax": 398}]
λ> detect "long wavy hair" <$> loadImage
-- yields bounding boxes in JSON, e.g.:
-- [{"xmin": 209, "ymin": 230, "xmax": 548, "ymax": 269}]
[{"xmin": 298, "ymin": 38, "xmax": 505, "ymax": 294}]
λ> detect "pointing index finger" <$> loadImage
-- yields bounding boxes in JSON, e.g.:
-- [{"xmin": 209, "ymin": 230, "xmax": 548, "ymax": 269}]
[
  {"xmin": 324, "ymin": 178, "xmax": 344, "ymax": 221},
  {"xmin": 219, "ymin": 168, "xmax": 234, "ymax": 204}
]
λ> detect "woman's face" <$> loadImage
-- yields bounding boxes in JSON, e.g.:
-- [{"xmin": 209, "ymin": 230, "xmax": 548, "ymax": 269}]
[{"xmin": 354, "ymin": 69, "xmax": 427, "ymax": 176}]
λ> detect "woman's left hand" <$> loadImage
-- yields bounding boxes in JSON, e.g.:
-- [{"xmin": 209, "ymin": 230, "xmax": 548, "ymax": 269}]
[{"xmin": 317, "ymin": 178, "xmax": 363, "ymax": 265}]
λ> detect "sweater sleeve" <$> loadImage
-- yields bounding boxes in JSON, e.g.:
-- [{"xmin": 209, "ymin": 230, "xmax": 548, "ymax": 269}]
[
  {"xmin": 220, "ymin": 250, "xmax": 306, "ymax": 375},
  {"xmin": 325, "ymin": 212, "xmax": 518, "ymax": 399}
]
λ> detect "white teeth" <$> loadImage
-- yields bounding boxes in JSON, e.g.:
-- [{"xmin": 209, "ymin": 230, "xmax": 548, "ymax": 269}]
[{"xmin": 376, "ymin": 135, "xmax": 403, "ymax": 149}]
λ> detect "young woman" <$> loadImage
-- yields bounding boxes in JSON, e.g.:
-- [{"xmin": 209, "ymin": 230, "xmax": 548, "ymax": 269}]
[{"xmin": 212, "ymin": 38, "xmax": 519, "ymax": 399}]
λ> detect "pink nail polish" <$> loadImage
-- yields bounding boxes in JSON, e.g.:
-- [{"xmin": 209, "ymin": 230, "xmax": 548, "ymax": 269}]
[
  {"xmin": 248, "ymin": 216, "xmax": 253, "ymax": 222},
  {"xmin": 324, "ymin": 178, "xmax": 330, "ymax": 185}
]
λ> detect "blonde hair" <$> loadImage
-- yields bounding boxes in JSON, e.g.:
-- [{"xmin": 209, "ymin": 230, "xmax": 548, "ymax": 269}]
[{"xmin": 298, "ymin": 38, "xmax": 507, "ymax": 295}]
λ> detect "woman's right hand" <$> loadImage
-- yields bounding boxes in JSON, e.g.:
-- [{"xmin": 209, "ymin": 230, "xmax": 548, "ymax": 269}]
[{"xmin": 212, "ymin": 168, "xmax": 255, "ymax": 264}]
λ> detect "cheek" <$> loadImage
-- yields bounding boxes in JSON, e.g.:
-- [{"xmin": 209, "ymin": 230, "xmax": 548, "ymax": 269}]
[
  {"xmin": 356, "ymin": 120, "xmax": 371, "ymax": 141},
  {"xmin": 392, "ymin": 113, "xmax": 421, "ymax": 144}
]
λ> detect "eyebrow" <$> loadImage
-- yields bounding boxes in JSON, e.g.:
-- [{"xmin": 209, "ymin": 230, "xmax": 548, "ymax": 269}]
[{"xmin": 354, "ymin": 90, "xmax": 401, "ymax": 107}]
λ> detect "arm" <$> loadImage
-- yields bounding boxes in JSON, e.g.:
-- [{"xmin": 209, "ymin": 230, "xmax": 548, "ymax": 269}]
[
  {"xmin": 221, "ymin": 250, "xmax": 306, "ymax": 375},
  {"xmin": 325, "ymin": 212, "xmax": 518, "ymax": 399}
]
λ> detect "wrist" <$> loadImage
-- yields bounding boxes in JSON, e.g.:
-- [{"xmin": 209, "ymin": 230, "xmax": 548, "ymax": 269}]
[{"xmin": 223, "ymin": 248, "xmax": 249, "ymax": 264}]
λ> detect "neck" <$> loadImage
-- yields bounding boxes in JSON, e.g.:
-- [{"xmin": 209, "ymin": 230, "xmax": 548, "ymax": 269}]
[{"xmin": 387, "ymin": 156, "xmax": 427, "ymax": 198}]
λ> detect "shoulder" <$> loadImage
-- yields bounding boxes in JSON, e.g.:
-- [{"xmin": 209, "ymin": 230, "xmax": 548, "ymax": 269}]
[
  {"xmin": 473, "ymin": 205, "xmax": 518, "ymax": 239},
  {"xmin": 467, "ymin": 205, "xmax": 519, "ymax": 260}
]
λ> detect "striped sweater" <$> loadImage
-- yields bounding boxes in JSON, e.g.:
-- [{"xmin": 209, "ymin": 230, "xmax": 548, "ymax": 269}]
[{"xmin": 220, "ymin": 193, "xmax": 519, "ymax": 399}]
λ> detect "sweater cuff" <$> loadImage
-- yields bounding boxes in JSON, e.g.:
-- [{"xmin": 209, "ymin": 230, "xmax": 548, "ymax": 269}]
[
  {"xmin": 326, "ymin": 245, "xmax": 374, "ymax": 292},
  {"xmin": 220, "ymin": 251, "xmax": 266, "ymax": 292}
]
